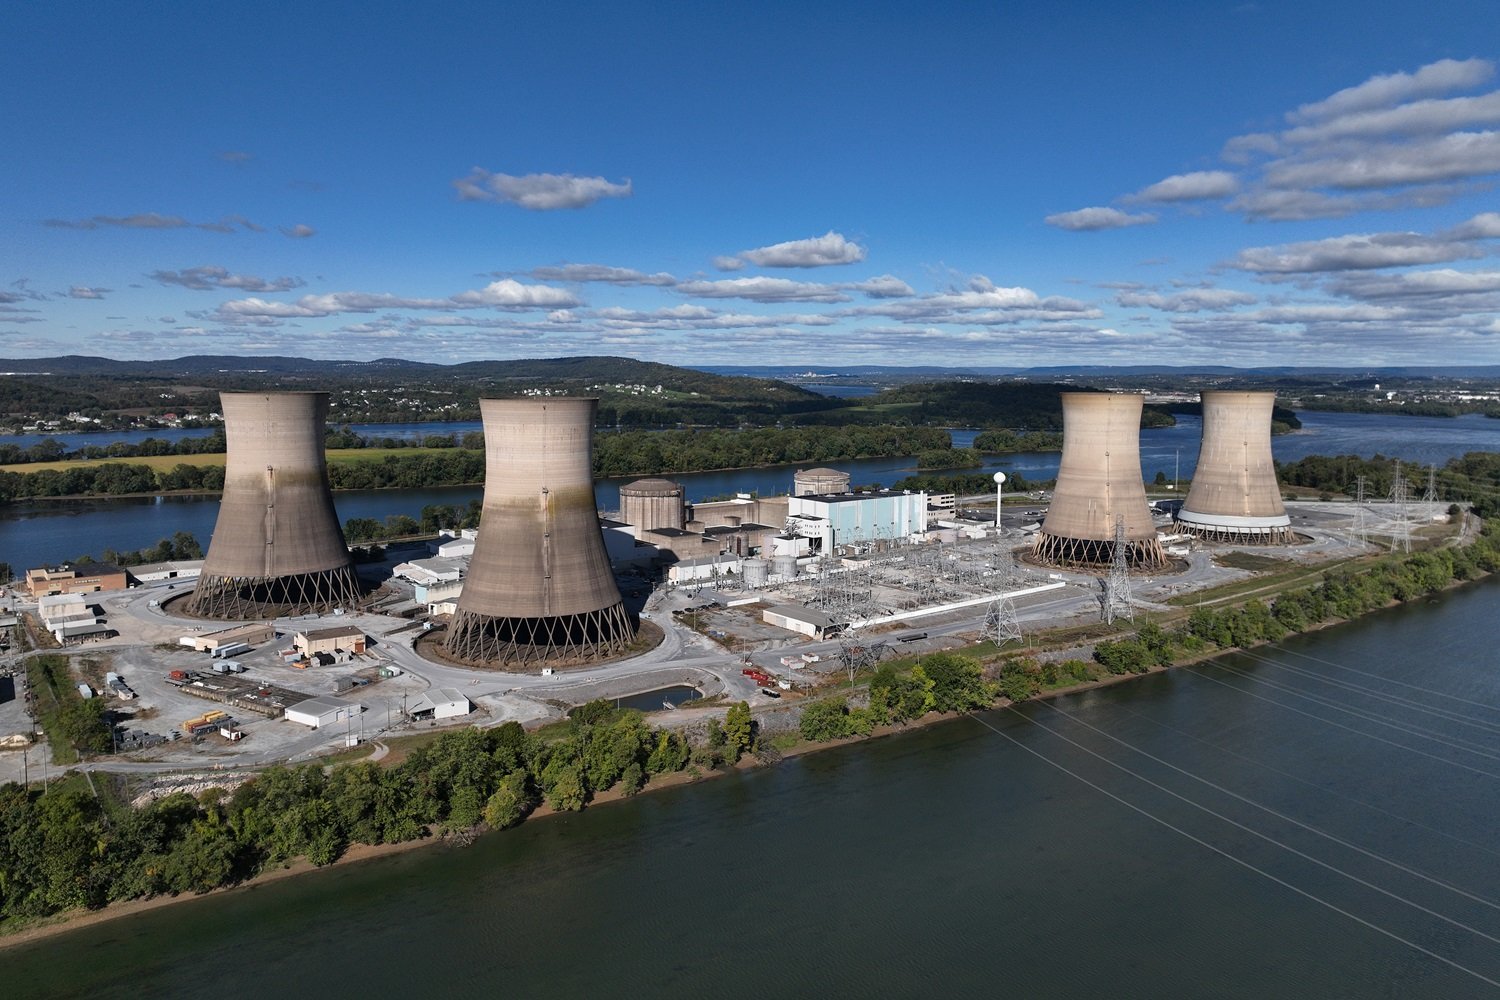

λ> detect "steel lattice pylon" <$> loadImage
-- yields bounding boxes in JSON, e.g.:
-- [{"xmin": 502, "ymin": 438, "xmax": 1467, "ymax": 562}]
[
  {"xmin": 1389, "ymin": 460, "xmax": 1411, "ymax": 553},
  {"xmin": 985, "ymin": 594, "xmax": 1022, "ymax": 646},
  {"xmin": 1100, "ymin": 517, "xmax": 1134, "ymax": 624}
]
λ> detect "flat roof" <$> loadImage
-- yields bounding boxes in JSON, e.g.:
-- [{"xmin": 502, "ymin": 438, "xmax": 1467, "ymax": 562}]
[
  {"xmin": 800, "ymin": 490, "xmax": 919, "ymax": 504},
  {"xmin": 288, "ymin": 695, "xmax": 357, "ymax": 715},
  {"xmin": 300, "ymin": 625, "xmax": 365, "ymax": 641},
  {"xmin": 765, "ymin": 604, "xmax": 834, "ymax": 627}
]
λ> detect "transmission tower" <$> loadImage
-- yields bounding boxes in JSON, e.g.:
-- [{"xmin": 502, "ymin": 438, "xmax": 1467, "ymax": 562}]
[
  {"xmin": 837, "ymin": 629, "xmax": 888, "ymax": 683},
  {"xmin": 984, "ymin": 594, "xmax": 1021, "ymax": 646},
  {"xmin": 1422, "ymin": 463, "xmax": 1439, "ymax": 519},
  {"xmin": 1389, "ymin": 460, "xmax": 1411, "ymax": 553},
  {"xmin": 1353, "ymin": 475, "xmax": 1368, "ymax": 547},
  {"xmin": 1100, "ymin": 516, "xmax": 1134, "ymax": 624}
]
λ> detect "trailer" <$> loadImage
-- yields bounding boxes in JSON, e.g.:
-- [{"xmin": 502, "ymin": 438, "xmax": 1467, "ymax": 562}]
[{"xmin": 212, "ymin": 642, "xmax": 251, "ymax": 659}]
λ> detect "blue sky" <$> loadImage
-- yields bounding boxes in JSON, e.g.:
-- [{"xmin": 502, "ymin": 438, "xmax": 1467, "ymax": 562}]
[{"xmin": 4, "ymin": 1, "xmax": 1500, "ymax": 367}]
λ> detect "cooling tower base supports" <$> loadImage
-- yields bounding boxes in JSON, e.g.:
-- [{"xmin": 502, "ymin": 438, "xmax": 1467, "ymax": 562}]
[
  {"xmin": 1032, "ymin": 532, "xmax": 1168, "ymax": 571},
  {"xmin": 443, "ymin": 601, "xmax": 637, "ymax": 668},
  {"xmin": 183, "ymin": 566, "xmax": 364, "ymax": 619},
  {"xmin": 1175, "ymin": 522, "xmax": 1297, "ymax": 546}
]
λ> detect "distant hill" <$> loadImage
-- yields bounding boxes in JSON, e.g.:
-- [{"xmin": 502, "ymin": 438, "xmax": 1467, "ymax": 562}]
[{"xmin": 699, "ymin": 363, "xmax": 1500, "ymax": 379}]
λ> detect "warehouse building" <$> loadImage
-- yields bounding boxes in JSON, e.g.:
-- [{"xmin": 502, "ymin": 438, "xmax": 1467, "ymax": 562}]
[
  {"xmin": 294, "ymin": 625, "xmax": 368, "ymax": 656},
  {"xmin": 26, "ymin": 561, "xmax": 128, "ymax": 598},
  {"xmin": 408, "ymin": 688, "xmax": 472, "ymax": 721},
  {"xmin": 182, "ymin": 622, "xmax": 276, "ymax": 653},
  {"xmin": 285, "ymin": 695, "xmax": 362, "ymax": 729},
  {"xmin": 128, "ymin": 560, "xmax": 204, "ymax": 584},
  {"xmin": 784, "ymin": 491, "xmax": 929, "ymax": 554}
]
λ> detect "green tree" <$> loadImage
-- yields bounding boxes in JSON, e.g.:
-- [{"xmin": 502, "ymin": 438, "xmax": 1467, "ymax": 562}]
[{"xmin": 723, "ymin": 702, "xmax": 754, "ymax": 760}]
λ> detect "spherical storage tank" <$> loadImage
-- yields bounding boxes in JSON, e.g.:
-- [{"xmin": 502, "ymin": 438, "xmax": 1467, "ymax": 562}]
[
  {"xmin": 444, "ymin": 398, "xmax": 636, "ymax": 667},
  {"xmin": 186, "ymin": 391, "xmax": 361, "ymax": 618},
  {"xmin": 795, "ymin": 467, "xmax": 851, "ymax": 496},
  {"xmin": 1033, "ymin": 392, "xmax": 1166, "ymax": 569},
  {"xmin": 1176, "ymin": 391, "xmax": 1292, "ymax": 544},
  {"xmin": 619, "ymin": 477, "xmax": 685, "ymax": 539}
]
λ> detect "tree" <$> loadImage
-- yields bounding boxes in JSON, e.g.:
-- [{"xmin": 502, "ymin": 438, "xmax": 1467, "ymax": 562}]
[
  {"xmin": 723, "ymin": 702, "xmax": 754, "ymax": 760},
  {"xmin": 799, "ymin": 698, "xmax": 851, "ymax": 741},
  {"xmin": 483, "ymin": 771, "xmax": 534, "ymax": 829}
]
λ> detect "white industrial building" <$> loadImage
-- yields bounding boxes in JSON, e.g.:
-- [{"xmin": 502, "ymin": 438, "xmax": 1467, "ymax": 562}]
[
  {"xmin": 409, "ymin": 688, "xmax": 472, "ymax": 721},
  {"xmin": 285, "ymin": 695, "xmax": 362, "ymax": 729},
  {"xmin": 431, "ymin": 530, "xmax": 476, "ymax": 559},
  {"xmin": 784, "ymin": 491, "xmax": 928, "ymax": 554},
  {"xmin": 392, "ymin": 556, "xmax": 466, "ymax": 587},
  {"xmin": 763, "ymin": 604, "xmax": 837, "ymax": 639},
  {"xmin": 39, "ymin": 593, "xmax": 93, "ymax": 628},
  {"xmin": 413, "ymin": 578, "xmax": 464, "ymax": 605},
  {"xmin": 128, "ymin": 560, "xmax": 205, "ymax": 583}
]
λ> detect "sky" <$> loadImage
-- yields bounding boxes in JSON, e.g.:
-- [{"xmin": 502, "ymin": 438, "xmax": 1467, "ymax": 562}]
[{"xmin": 4, "ymin": 1, "xmax": 1500, "ymax": 368}]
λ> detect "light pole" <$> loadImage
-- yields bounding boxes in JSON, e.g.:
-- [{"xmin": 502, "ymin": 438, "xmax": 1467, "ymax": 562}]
[{"xmin": 993, "ymin": 472, "xmax": 1007, "ymax": 531}]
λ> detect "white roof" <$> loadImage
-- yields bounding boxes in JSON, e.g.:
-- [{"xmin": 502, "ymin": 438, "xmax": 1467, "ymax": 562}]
[
  {"xmin": 412, "ymin": 688, "xmax": 470, "ymax": 712},
  {"xmin": 287, "ymin": 695, "xmax": 358, "ymax": 716},
  {"xmin": 39, "ymin": 593, "xmax": 87, "ymax": 611}
]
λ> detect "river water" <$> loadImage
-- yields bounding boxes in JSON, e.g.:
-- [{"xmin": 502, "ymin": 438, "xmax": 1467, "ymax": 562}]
[
  {"xmin": 9, "ymin": 580, "xmax": 1500, "ymax": 997},
  {"xmin": 6, "ymin": 410, "xmax": 1499, "ymax": 571}
]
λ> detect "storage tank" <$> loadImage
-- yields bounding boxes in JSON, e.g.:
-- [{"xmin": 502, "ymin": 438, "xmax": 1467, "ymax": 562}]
[
  {"xmin": 619, "ymin": 477, "xmax": 685, "ymax": 540},
  {"xmin": 1033, "ymin": 392, "xmax": 1165, "ymax": 569},
  {"xmin": 185, "ymin": 391, "xmax": 361, "ymax": 618},
  {"xmin": 795, "ymin": 467, "xmax": 851, "ymax": 496},
  {"xmin": 444, "ymin": 398, "xmax": 635, "ymax": 667},
  {"xmin": 742, "ymin": 557, "xmax": 769, "ymax": 588},
  {"xmin": 1176, "ymin": 391, "xmax": 1293, "ymax": 544},
  {"xmin": 773, "ymin": 553, "xmax": 799, "ymax": 579}
]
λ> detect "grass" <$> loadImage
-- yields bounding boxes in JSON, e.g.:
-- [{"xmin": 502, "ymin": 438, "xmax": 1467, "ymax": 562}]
[
  {"xmin": 1214, "ymin": 551, "xmax": 1295, "ymax": 572},
  {"xmin": 25, "ymin": 655, "xmax": 80, "ymax": 765}
]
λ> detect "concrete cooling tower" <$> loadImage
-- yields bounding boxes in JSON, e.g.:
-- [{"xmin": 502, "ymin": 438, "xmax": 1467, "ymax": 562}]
[
  {"xmin": 1033, "ymin": 392, "xmax": 1166, "ymax": 569},
  {"xmin": 185, "ymin": 391, "xmax": 361, "ymax": 618},
  {"xmin": 1176, "ymin": 391, "xmax": 1293, "ymax": 544},
  {"xmin": 444, "ymin": 397, "xmax": 635, "ymax": 667}
]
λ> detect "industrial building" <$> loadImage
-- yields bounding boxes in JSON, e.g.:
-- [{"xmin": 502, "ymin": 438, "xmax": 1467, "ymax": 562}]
[
  {"xmin": 294, "ymin": 625, "xmax": 368, "ymax": 656},
  {"xmin": 285, "ymin": 695, "xmax": 362, "ymax": 729},
  {"xmin": 409, "ymin": 688, "xmax": 472, "ymax": 720},
  {"xmin": 39, "ymin": 593, "xmax": 111, "ymax": 641},
  {"xmin": 784, "ymin": 491, "xmax": 929, "ymax": 553},
  {"xmin": 619, "ymin": 478, "xmax": 686, "ymax": 539},
  {"xmin": 444, "ymin": 398, "xmax": 636, "ymax": 667},
  {"xmin": 185, "ymin": 391, "xmax": 362, "ymax": 619},
  {"xmin": 181, "ymin": 622, "xmax": 275, "ymax": 653},
  {"xmin": 1034, "ymin": 392, "xmax": 1166, "ymax": 569},
  {"xmin": 25, "ymin": 561, "xmax": 127, "ymax": 597},
  {"xmin": 128, "ymin": 560, "xmax": 204, "ymax": 584},
  {"xmin": 1176, "ymin": 391, "xmax": 1294, "ymax": 545},
  {"xmin": 794, "ymin": 467, "xmax": 851, "ymax": 496}
]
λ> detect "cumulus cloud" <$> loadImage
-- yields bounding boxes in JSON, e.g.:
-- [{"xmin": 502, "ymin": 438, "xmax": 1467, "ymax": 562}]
[
  {"xmin": 1227, "ymin": 184, "xmax": 1477, "ymax": 222},
  {"xmin": 1131, "ymin": 171, "xmax": 1239, "ymax": 202},
  {"xmin": 735, "ymin": 231, "xmax": 867, "ymax": 268},
  {"xmin": 454, "ymin": 168, "xmax": 632, "ymax": 210},
  {"xmin": 712, "ymin": 255, "xmax": 745, "ymax": 271},
  {"xmin": 852, "ymin": 275, "xmax": 914, "ymax": 298},
  {"xmin": 1289, "ymin": 58, "xmax": 1494, "ymax": 123},
  {"xmin": 450, "ymin": 279, "xmax": 581, "ymax": 308},
  {"xmin": 674, "ymin": 277, "xmax": 850, "ymax": 303},
  {"xmin": 1117, "ymin": 288, "xmax": 1257, "ymax": 312},
  {"xmin": 1264, "ymin": 130, "xmax": 1500, "ymax": 191},
  {"xmin": 1441, "ymin": 211, "xmax": 1500, "ymax": 240},
  {"xmin": 1325, "ymin": 268, "xmax": 1500, "ymax": 300},
  {"xmin": 280, "ymin": 223, "xmax": 316, "ymax": 239},
  {"xmin": 151, "ymin": 266, "xmax": 304, "ymax": 292},
  {"xmin": 67, "ymin": 286, "xmax": 109, "ymax": 299},
  {"xmin": 529, "ymin": 264, "xmax": 676, "ymax": 286},
  {"xmin": 1229, "ymin": 230, "xmax": 1484, "ymax": 273},
  {"xmin": 211, "ymin": 278, "xmax": 579, "ymax": 322},
  {"xmin": 1044, "ymin": 207, "xmax": 1157, "ymax": 231}
]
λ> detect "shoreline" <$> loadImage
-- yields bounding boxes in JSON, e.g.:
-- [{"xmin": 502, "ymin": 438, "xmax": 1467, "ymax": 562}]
[{"xmin": 3, "ymin": 544, "xmax": 1490, "ymax": 949}]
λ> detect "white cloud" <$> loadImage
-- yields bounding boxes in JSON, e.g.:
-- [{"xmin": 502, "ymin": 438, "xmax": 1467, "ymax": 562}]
[
  {"xmin": 449, "ymin": 279, "xmax": 582, "ymax": 308},
  {"xmin": 1265, "ymin": 130, "xmax": 1500, "ymax": 190},
  {"xmin": 67, "ymin": 286, "xmax": 109, "ymax": 299},
  {"xmin": 280, "ymin": 224, "xmax": 316, "ymax": 239},
  {"xmin": 151, "ymin": 266, "xmax": 304, "ymax": 292},
  {"xmin": 1443, "ymin": 211, "xmax": 1500, "ymax": 239},
  {"xmin": 852, "ymin": 274, "xmax": 914, "ymax": 298},
  {"xmin": 736, "ymin": 231, "xmax": 867, "ymax": 268},
  {"xmin": 712, "ymin": 256, "xmax": 745, "ymax": 271},
  {"xmin": 454, "ymin": 168, "xmax": 633, "ymax": 210},
  {"xmin": 1044, "ymin": 207, "xmax": 1157, "ymax": 231},
  {"xmin": 1117, "ymin": 288, "xmax": 1257, "ymax": 312},
  {"xmin": 528, "ymin": 264, "xmax": 676, "ymax": 286},
  {"xmin": 1229, "ymin": 230, "xmax": 1484, "ymax": 273},
  {"xmin": 1325, "ymin": 268, "xmax": 1500, "ymax": 300},
  {"xmin": 1290, "ymin": 58, "xmax": 1494, "ymax": 123},
  {"xmin": 1132, "ymin": 171, "xmax": 1238, "ymax": 202},
  {"xmin": 1284, "ymin": 91, "xmax": 1500, "ymax": 145},
  {"xmin": 674, "ymin": 277, "xmax": 850, "ymax": 303}
]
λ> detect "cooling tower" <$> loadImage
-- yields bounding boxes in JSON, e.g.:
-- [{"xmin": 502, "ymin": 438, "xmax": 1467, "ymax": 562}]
[
  {"xmin": 444, "ymin": 398, "xmax": 635, "ymax": 667},
  {"xmin": 1176, "ymin": 391, "xmax": 1293, "ymax": 544},
  {"xmin": 185, "ymin": 391, "xmax": 361, "ymax": 618},
  {"xmin": 1033, "ymin": 392, "xmax": 1166, "ymax": 569},
  {"xmin": 795, "ymin": 467, "xmax": 851, "ymax": 496},
  {"xmin": 619, "ymin": 477, "xmax": 685, "ymax": 539}
]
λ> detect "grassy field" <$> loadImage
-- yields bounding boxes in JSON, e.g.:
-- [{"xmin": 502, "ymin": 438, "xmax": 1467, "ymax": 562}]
[{"xmin": 0, "ymin": 447, "xmax": 457, "ymax": 475}]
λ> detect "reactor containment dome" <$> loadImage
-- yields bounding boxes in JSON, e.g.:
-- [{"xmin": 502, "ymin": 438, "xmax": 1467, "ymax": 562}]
[
  {"xmin": 1033, "ymin": 392, "xmax": 1166, "ymax": 569},
  {"xmin": 1175, "ymin": 391, "xmax": 1293, "ymax": 545},
  {"xmin": 185, "ymin": 391, "xmax": 362, "ymax": 619},
  {"xmin": 444, "ymin": 398, "xmax": 636, "ymax": 667}
]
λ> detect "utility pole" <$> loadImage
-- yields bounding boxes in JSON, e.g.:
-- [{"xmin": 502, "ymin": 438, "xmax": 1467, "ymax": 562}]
[{"xmin": 1354, "ymin": 476, "xmax": 1368, "ymax": 547}]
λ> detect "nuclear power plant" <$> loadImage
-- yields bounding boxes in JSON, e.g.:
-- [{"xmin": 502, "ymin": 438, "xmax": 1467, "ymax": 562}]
[
  {"xmin": 185, "ymin": 391, "xmax": 362, "ymax": 618},
  {"xmin": 1175, "ymin": 391, "xmax": 1293, "ymax": 545},
  {"xmin": 443, "ymin": 397, "xmax": 636, "ymax": 667},
  {"xmin": 1033, "ymin": 392, "xmax": 1166, "ymax": 569}
]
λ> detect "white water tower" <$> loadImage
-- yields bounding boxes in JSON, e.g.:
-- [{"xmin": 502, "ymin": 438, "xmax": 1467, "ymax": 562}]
[{"xmin": 993, "ymin": 472, "xmax": 1006, "ymax": 530}]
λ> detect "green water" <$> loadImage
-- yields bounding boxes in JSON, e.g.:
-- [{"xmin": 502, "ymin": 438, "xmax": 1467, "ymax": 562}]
[{"xmin": 11, "ymin": 583, "xmax": 1500, "ymax": 998}]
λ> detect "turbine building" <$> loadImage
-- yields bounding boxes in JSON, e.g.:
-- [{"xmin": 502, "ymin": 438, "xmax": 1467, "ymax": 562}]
[
  {"xmin": 444, "ymin": 397, "xmax": 636, "ymax": 667},
  {"xmin": 185, "ymin": 391, "xmax": 361, "ymax": 618},
  {"xmin": 1176, "ymin": 390, "xmax": 1293, "ymax": 544},
  {"xmin": 1033, "ymin": 392, "xmax": 1166, "ymax": 569}
]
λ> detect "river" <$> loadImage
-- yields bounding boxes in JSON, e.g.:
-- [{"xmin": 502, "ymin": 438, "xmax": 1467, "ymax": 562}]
[
  {"xmin": 5, "ymin": 410, "xmax": 1499, "ymax": 571},
  {"xmin": 9, "ymin": 580, "xmax": 1500, "ymax": 997}
]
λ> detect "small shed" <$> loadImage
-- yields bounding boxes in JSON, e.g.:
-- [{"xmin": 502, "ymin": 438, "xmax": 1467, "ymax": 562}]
[{"xmin": 408, "ymin": 688, "xmax": 472, "ymax": 721}]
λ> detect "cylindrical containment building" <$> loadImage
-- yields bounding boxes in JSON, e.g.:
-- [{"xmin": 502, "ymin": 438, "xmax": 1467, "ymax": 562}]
[
  {"xmin": 619, "ymin": 477, "xmax": 685, "ymax": 539},
  {"xmin": 742, "ymin": 557, "xmax": 769, "ymax": 588},
  {"xmin": 1033, "ymin": 392, "xmax": 1166, "ymax": 569},
  {"xmin": 1176, "ymin": 391, "xmax": 1293, "ymax": 545},
  {"xmin": 795, "ymin": 467, "xmax": 851, "ymax": 496},
  {"xmin": 185, "ymin": 391, "xmax": 361, "ymax": 618},
  {"xmin": 444, "ymin": 398, "xmax": 635, "ymax": 667}
]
